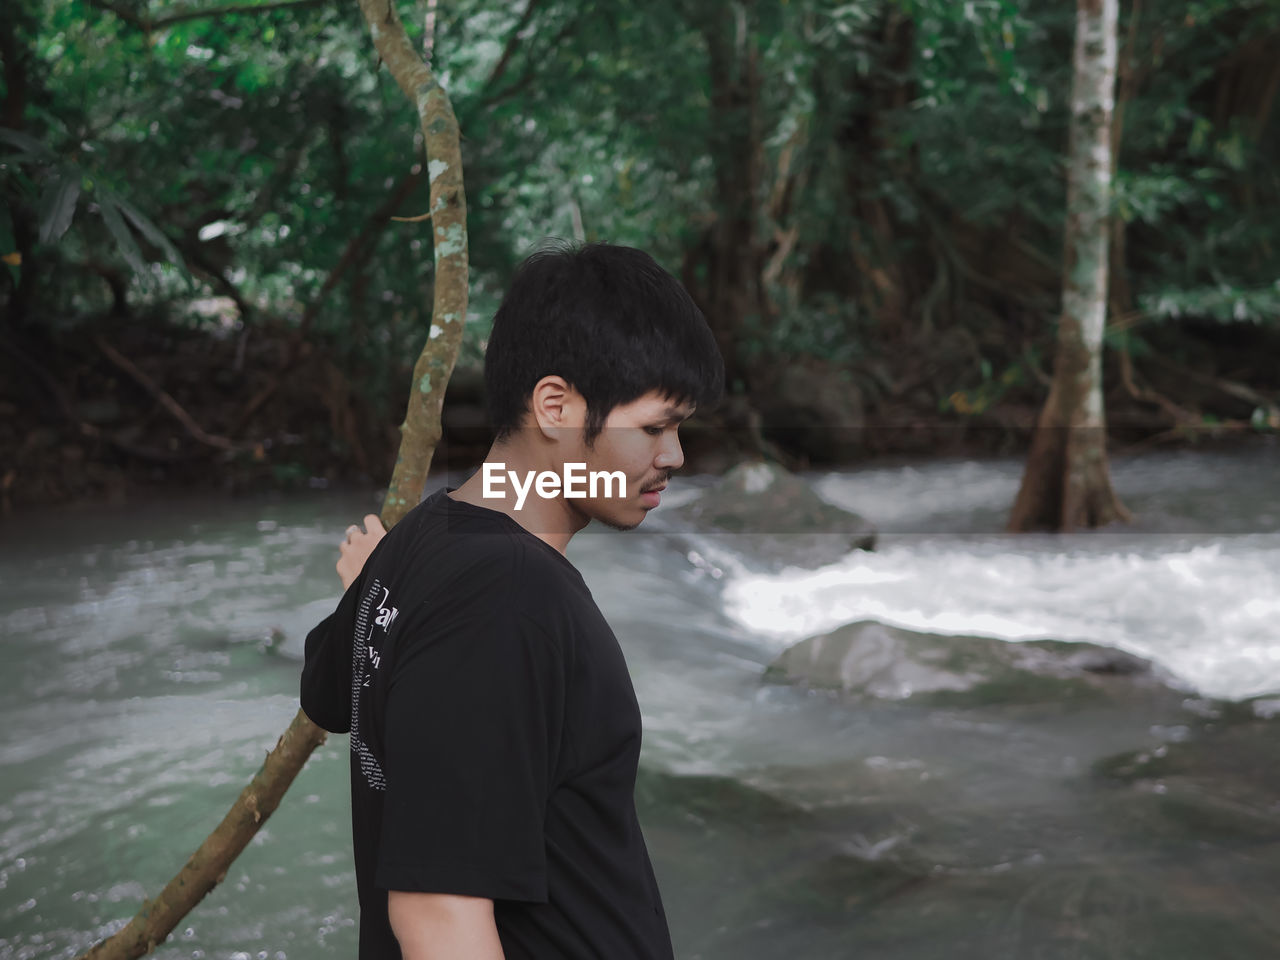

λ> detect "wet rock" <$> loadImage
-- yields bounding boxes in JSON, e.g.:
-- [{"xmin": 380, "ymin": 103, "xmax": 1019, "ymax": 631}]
[
  {"xmin": 635, "ymin": 767, "xmax": 934, "ymax": 958},
  {"xmin": 760, "ymin": 356, "xmax": 865, "ymax": 463},
  {"xmin": 1094, "ymin": 706, "xmax": 1280, "ymax": 843},
  {"xmin": 663, "ymin": 461, "xmax": 876, "ymax": 569},
  {"xmin": 764, "ymin": 620, "xmax": 1182, "ymax": 707},
  {"xmin": 636, "ymin": 768, "xmax": 809, "ymax": 829},
  {"xmin": 1246, "ymin": 695, "xmax": 1280, "ymax": 720},
  {"xmin": 640, "ymin": 759, "xmax": 1280, "ymax": 959}
]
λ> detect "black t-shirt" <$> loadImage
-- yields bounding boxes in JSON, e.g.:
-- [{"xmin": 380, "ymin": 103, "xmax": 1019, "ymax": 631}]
[{"xmin": 300, "ymin": 487, "xmax": 674, "ymax": 960}]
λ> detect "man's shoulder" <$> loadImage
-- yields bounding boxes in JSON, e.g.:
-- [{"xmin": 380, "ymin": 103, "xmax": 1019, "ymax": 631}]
[
  {"xmin": 380, "ymin": 487, "xmax": 521, "ymax": 567},
  {"xmin": 377, "ymin": 489, "xmax": 587, "ymax": 612}
]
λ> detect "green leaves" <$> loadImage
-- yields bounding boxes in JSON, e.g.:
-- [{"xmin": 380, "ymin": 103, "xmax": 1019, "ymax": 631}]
[
  {"xmin": 37, "ymin": 169, "xmax": 81, "ymax": 244},
  {"xmin": 96, "ymin": 190, "xmax": 146, "ymax": 275},
  {"xmin": 114, "ymin": 195, "xmax": 191, "ymax": 284},
  {"xmin": 1140, "ymin": 283, "xmax": 1280, "ymax": 325},
  {"xmin": 1113, "ymin": 168, "xmax": 1199, "ymax": 224},
  {"xmin": 3, "ymin": 129, "xmax": 189, "ymax": 285},
  {"xmin": 0, "ymin": 128, "xmax": 56, "ymax": 163}
]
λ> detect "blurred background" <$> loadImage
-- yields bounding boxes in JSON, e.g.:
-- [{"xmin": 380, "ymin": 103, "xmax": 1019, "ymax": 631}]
[
  {"xmin": 1, "ymin": 0, "xmax": 1278, "ymax": 496},
  {"xmin": 2, "ymin": 0, "xmax": 1279, "ymax": 958}
]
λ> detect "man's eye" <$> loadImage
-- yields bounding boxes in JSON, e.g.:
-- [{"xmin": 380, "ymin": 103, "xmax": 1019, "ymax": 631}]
[{"xmin": 643, "ymin": 425, "xmax": 664, "ymax": 436}]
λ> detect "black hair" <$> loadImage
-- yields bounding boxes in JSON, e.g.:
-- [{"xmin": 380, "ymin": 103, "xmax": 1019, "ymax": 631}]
[{"xmin": 484, "ymin": 240, "xmax": 724, "ymax": 443}]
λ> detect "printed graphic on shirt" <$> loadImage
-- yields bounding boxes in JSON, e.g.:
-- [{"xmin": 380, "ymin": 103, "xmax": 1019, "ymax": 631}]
[{"xmin": 351, "ymin": 577, "xmax": 399, "ymax": 791}]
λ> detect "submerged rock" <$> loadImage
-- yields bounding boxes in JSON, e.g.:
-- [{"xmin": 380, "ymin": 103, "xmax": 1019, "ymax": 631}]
[
  {"xmin": 636, "ymin": 768, "xmax": 812, "ymax": 831},
  {"xmin": 633, "ymin": 730, "xmax": 1280, "ymax": 958},
  {"xmin": 663, "ymin": 461, "xmax": 876, "ymax": 569},
  {"xmin": 764, "ymin": 620, "xmax": 1182, "ymax": 707},
  {"xmin": 1095, "ymin": 705, "xmax": 1280, "ymax": 843}
]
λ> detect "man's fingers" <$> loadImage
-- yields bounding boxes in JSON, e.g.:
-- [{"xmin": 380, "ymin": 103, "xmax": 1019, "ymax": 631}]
[
  {"xmin": 335, "ymin": 516, "xmax": 386, "ymax": 590},
  {"xmin": 342, "ymin": 517, "xmax": 384, "ymax": 545}
]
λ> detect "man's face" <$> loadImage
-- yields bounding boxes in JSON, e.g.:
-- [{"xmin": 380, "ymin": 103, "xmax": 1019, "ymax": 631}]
[{"xmin": 567, "ymin": 390, "xmax": 693, "ymax": 531}]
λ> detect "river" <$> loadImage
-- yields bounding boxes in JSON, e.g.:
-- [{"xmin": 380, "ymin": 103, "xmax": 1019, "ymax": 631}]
[{"xmin": 2, "ymin": 446, "xmax": 1277, "ymax": 959}]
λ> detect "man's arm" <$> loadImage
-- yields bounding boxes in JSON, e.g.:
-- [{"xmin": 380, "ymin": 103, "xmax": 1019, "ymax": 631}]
[{"xmin": 387, "ymin": 891, "xmax": 505, "ymax": 960}]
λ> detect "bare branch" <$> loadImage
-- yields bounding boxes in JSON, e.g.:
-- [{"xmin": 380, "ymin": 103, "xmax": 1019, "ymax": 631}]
[
  {"xmin": 484, "ymin": 0, "xmax": 541, "ymax": 92},
  {"xmin": 354, "ymin": 0, "xmax": 470, "ymax": 525},
  {"xmin": 86, "ymin": 0, "xmax": 330, "ymax": 31},
  {"xmin": 78, "ymin": 711, "xmax": 328, "ymax": 960},
  {"xmin": 94, "ymin": 336, "xmax": 239, "ymax": 451},
  {"xmin": 480, "ymin": 15, "xmax": 576, "ymax": 110},
  {"xmin": 73, "ymin": 5, "xmax": 470, "ymax": 951},
  {"xmin": 230, "ymin": 165, "xmax": 425, "ymax": 435}
]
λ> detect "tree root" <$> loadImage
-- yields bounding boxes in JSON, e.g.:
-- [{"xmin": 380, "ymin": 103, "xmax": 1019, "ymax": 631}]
[
  {"xmin": 94, "ymin": 336, "xmax": 239, "ymax": 451},
  {"xmin": 1, "ymin": 330, "xmax": 195, "ymax": 464}
]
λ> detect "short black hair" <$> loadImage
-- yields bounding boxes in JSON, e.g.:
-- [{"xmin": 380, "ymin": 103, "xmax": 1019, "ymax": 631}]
[{"xmin": 484, "ymin": 240, "xmax": 724, "ymax": 443}]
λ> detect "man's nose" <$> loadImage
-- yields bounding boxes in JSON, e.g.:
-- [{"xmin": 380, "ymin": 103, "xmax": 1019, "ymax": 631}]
[{"xmin": 655, "ymin": 431, "xmax": 684, "ymax": 472}]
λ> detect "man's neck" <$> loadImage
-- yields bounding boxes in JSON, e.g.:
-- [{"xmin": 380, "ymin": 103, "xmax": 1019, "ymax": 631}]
[{"xmin": 448, "ymin": 442, "xmax": 589, "ymax": 555}]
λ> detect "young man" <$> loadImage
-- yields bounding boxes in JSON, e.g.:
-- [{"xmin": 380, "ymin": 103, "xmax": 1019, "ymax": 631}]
[{"xmin": 300, "ymin": 242, "xmax": 724, "ymax": 960}]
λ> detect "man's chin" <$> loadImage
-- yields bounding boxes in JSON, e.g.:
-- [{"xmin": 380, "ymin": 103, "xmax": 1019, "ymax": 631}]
[
  {"xmin": 589, "ymin": 503, "xmax": 649, "ymax": 532},
  {"xmin": 593, "ymin": 514, "xmax": 644, "ymax": 532}
]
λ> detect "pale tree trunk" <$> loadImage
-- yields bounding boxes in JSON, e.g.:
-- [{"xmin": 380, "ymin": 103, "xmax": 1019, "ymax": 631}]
[
  {"xmin": 76, "ymin": 4, "xmax": 468, "ymax": 958},
  {"xmin": 1008, "ymin": 0, "xmax": 1131, "ymax": 532}
]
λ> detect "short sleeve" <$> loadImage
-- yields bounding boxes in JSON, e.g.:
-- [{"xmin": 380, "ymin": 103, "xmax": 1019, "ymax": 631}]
[
  {"xmin": 300, "ymin": 573, "xmax": 364, "ymax": 734},
  {"xmin": 375, "ymin": 608, "xmax": 565, "ymax": 902}
]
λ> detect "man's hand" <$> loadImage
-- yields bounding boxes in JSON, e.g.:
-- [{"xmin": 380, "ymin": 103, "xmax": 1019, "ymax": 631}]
[
  {"xmin": 337, "ymin": 513, "xmax": 387, "ymax": 590},
  {"xmin": 388, "ymin": 891, "xmax": 505, "ymax": 960}
]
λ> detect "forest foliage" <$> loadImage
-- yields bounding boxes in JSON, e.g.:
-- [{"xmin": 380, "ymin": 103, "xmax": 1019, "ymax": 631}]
[{"xmin": 1, "ymin": 0, "xmax": 1277, "ymax": 497}]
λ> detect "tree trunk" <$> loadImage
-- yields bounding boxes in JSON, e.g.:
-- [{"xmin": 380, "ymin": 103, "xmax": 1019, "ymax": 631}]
[
  {"xmin": 1008, "ymin": 0, "xmax": 1131, "ymax": 532},
  {"xmin": 1107, "ymin": 0, "xmax": 1141, "ymax": 322},
  {"xmin": 74, "ymin": 2, "xmax": 470, "ymax": 957},
  {"xmin": 841, "ymin": 10, "xmax": 915, "ymax": 339},
  {"xmin": 0, "ymin": 2, "xmax": 38, "ymax": 325},
  {"xmin": 695, "ymin": 0, "xmax": 768, "ymax": 391}
]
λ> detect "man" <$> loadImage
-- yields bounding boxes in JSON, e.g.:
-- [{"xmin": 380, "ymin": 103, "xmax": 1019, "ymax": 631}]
[{"xmin": 300, "ymin": 241, "xmax": 724, "ymax": 959}]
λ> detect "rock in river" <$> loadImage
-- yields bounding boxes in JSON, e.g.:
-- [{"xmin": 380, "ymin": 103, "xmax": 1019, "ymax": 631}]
[
  {"xmin": 662, "ymin": 461, "xmax": 877, "ymax": 570},
  {"xmin": 764, "ymin": 620, "xmax": 1183, "ymax": 708}
]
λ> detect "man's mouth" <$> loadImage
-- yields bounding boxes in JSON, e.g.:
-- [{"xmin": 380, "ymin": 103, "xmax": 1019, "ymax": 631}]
[{"xmin": 639, "ymin": 482, "xmax": 667, "ymax": 507}]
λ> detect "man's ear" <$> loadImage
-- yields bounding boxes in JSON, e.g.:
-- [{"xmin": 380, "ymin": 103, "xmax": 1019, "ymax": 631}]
[{"xmin": 529, "ymin": 375, "xmax": 585, "ymax": 440}]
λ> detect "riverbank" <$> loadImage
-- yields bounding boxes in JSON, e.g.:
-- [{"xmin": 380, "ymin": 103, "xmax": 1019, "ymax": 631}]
[{"xmin": 3, "ymin": 318, "xmax": 1277, "ymax": 509}]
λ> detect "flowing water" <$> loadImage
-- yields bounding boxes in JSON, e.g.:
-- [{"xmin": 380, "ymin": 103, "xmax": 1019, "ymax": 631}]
[{"xmin": 2, "ymin": 447, "xmax": 1278, "ymax": 959}]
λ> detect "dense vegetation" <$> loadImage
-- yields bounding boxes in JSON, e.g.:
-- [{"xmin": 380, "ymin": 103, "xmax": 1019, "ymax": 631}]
[{"xmin": 2, "ymin": 0, "xmax": 1277, "ymax": 504}]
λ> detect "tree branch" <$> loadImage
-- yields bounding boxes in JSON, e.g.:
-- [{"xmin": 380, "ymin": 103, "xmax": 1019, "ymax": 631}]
[
  {"xmin": 74, "ymin": 6, "xmax": 471, "ymax": 951},
  {"xmin": 94, "ymin": 335, "xmax": 239, "ymax": 451},
  {"xmin": 230, "ymin": 164, "xmax": 425, "ymax": 436},
  {"xmin": 478, "ymin": 15, "xmax": 577, "ymax": 110},
  {"xmin": 79, "ymin": 711, "xmax": 329, "ymax": 960},
  {"xmin": 484, "ymin": 0, "xmax": 541, "ymax": 93},
  {"xmin": 0, "ymin": 330, "xmax": 193, "ymax": 463},
  {"xmin": 354, "ymin": 0, "xmax": 470, "ymax": 525},
  {"xmin": 86, "ymin": 0, "xmax": 330, "ymax": 31}
]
